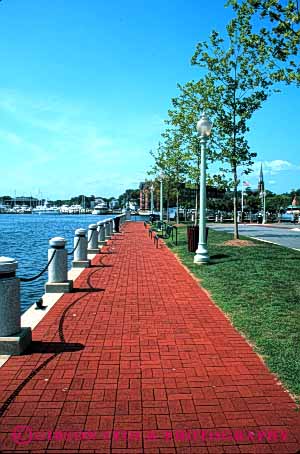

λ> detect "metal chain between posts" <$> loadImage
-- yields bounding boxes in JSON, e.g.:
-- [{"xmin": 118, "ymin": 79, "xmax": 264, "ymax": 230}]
[
  {"xmin": 67, "ymin": 237, "xmax": 81, "ymax": 256},
  {"xmin": 20, "ymin": 250, "xmax": 57, "ymax": 283}
]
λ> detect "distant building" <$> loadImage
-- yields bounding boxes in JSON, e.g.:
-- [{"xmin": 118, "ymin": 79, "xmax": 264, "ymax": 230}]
[
  {"xmin": 179, "ymin": 183, "xmax": 225, "ymax": 205},
  {"xmin": 139, "ymin": 182, "xmax": 150, "ymax": 211},
  {"xmin": 7, "ymin": 196, "xmax": 39, "ymax": 207},
  {"xmin": 94, "ymin": 197, "xmax": 108, "ymax": 207},
  {"xmin": 258, "ymin": 163, "xmax": 265, "ymax": 194},
  {"xmin": 129, "ymin": 201, "xmax": 138, "ymax": 211},
  {"xmin": 286, "ymin": 195, "xmax": 300, "ymax": 215},
  {"xmin": 110, "ymin": 198, "xmax": 119, "ymax": 209},
  {"xmin": 292, "ymin": 195, "xmax": 299, "ymax": 206}
]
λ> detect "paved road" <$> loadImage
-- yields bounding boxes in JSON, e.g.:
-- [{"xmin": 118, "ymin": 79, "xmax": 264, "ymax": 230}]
[{"xmin": 208, "ymin": 223, "xmax": 300, "ymax": 250}]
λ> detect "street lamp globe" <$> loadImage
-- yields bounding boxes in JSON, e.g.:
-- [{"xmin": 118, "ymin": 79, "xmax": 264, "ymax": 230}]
[{"xmin": 196, "ymin": 113, "xmax": 212, "ymax": 137}]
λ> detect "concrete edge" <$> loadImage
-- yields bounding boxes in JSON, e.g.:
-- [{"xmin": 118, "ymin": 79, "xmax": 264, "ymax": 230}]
[
  {"xmin": 248, "ymin": 236, "xmax": 300, "ymax": 252},
  {"xmin": 0, "ymin": 253, "xmax": 97, "ymax": 368},
  {"xmin": 248, "ymin": 236, "xmax": 278, "ymax": 246},
  {"xmin": 0, "ymin": 355, "xmax": 10, "ymax": 367}
]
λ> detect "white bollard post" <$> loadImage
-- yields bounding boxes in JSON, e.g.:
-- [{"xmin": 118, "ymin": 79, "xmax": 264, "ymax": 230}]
[
  {"xmin": 0, "ymin": 257, "xmax": 32, "ymax": 355},
  {"xmin": 87, "ymin": 224, "xmax": 99, "ymax": 254},
  {"xmin": 104, "ymin": 219, "xmax": 111, "ymax": 240},
  {"xmin": 125, "ymin": 209, "xmax": 131, "ymax": 221},
  {"xmin": 113, "ymin": 216, "xmax": 121, "ymax": 233},
  {"xmin": 109, "ymin": 218, "xmax": 114, "ymax": 235},
  {"xmin": 72, "ymin": 228, "xmax": 90, "ymax": 268},
  {"xmin": 45, "ymin": 237, "xmax": 73, "ymax": 293},
  {"xmin": 97, "ymin": 221, "xmax": 106, "ymax": 247}
]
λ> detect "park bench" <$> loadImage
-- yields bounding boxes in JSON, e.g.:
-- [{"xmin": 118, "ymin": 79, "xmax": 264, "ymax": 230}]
[
  {"xmin": 152, "ymin": 223, "xmax": 178, "ymax": 247},
  {"xmin": 148, "ymin": 221, "xmax": 164, "ymax": 239}
]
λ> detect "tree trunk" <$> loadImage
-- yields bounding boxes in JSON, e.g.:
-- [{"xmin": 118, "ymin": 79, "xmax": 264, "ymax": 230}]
[
  {"xmin": 232, "ymin": 165, "xmax": 239, "ymax": 239},
  {"xmin": 195, "ymin": 152, "xmax": 200, "ymax": 226},
  {"xmin": 194, "ymin": 183, "xmax": 198, "ymax": 226},
  {"xmin": 166, "ymin": 191, "xmax": 170, "ymax": 222},
  {"xmin": 176, "ymin": 188, "xmax": 179, "ymax": 224}
]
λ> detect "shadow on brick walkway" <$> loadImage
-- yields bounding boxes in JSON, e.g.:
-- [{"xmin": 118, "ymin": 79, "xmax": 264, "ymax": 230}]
[{"xmin": 0, "ymin": 222, "xmax": 299, "ymax": 453}]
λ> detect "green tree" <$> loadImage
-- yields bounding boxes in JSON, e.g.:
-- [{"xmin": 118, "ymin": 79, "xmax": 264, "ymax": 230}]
[
  {"xmin": 118, "ymin": 189, "xmax": 140, "ymax": 208},
  {"xmin": 165, "ymin": 85, "xmax": 227, "ymax": 225},
  {"xmin": 188, "ymin": 5, "xmax": 274, "ymax": 238},
  {"xmin": 228, "ymin": 0, "xmax": 300, "ymax": 85},
  {"xmin": 149, "ymin": 134, "xmax": 189, "ymax": 223}
]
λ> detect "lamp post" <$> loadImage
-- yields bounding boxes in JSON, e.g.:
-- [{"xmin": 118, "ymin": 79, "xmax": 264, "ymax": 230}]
[
  {"xmin": 262, "ymin": 191, "xmax": 266, "ymax": 224},
  {"xmin": 241, "ymin": 188, "xmax": 244, "ymax": 215},
  {"xmin": 240, "ymin": 172, "xmax": 245, "ymax": 218},
  {"xmin": 194, "ymin": 113, "xmax": 212, "ymax": 265},
  {"xmin": 240, "ymin": 171, "xmax": 248, "ymax": 222},
  {"xmin": 159, "ymin": 173, "xmax": 164, "ymax": 221},
  {"xmin": 150, "ymin": 184, "xmax": 154, "ymax": 214},
  {"xmin": 259, "ymin": 190, "xmax": 266, "ymax": 224}
]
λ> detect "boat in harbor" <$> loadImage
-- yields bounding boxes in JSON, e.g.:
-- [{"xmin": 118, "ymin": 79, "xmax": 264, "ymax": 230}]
[
  {"xmin": 67, "ymin": 204, "xmax": 84, "ymax": 214},
  {"xmin": 2, "ymin": 204, "xmax": 32, "ymax": 214},
  {"xmin": 32, "ymin": 201, "xmax": 60, "ymax": 215},
  {"xmin": 18, "ymin": 204, "xmax": 32, "ymax": 214},
  {"xmin": 59, "ymin": 204, "xmax": 90, "ymax": 214},
  {"xmin": 59, "ymin": 204, "xmax": 70, "ymax": 214},
  {"xmin": 0, "ymin": 204, "xmax": 8, "ymax": 214},
  {"xmin": 137, "ymin": 210, "xmax": 152, "ymax": 216},
  {"xmin": 92, "ymin": 202, "xmax": 109, "ymax": 215}
]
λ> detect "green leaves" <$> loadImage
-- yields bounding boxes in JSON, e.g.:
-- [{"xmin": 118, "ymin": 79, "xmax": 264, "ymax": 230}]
[
  {"xmin": 229, "ymin": 0, "xmax": 300, "ymax": 86},
  {"xmin": 188, "ymin": 4, "xmax": 272, "ymax": 176},
  {"xmin": 148, "ymin": 0, "xmax": 297, "ymax": 238},
  {"xmin": 159, "ymin": 2, "xmax": 272, "ymax": 238}
]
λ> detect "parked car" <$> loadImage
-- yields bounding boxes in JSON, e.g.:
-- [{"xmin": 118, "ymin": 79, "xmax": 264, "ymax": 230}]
[
  {"xmin": 168, "ymin": 207, "xmax": 177, "ymax": 221},
  {"xmin": 279, "ymin": 213, "xmax": 295, "ymax": 222}
]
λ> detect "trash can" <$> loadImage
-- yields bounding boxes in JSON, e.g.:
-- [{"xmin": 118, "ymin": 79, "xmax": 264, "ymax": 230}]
[
  {"xmin": 114, "ymin": 216, "xmax": 120, "ymax": 233},
  {"xmin": 187, "ymin": 225, "xmax": 209, "ymax": 252},
  {"xmin": 187, "ymin": 225, "xmax": 199, "ymax": 252}
]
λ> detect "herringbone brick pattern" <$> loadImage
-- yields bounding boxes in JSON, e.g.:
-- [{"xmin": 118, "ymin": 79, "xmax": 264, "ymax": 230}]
[{"xmin": 0, "ymin": 222, "xmax": 299, "ymax": 453}]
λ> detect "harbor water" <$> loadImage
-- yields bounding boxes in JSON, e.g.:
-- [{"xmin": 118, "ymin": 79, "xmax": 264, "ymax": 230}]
[{"xmin": 0, "ymin": 214, "xmax": 128, "ymax": 314}]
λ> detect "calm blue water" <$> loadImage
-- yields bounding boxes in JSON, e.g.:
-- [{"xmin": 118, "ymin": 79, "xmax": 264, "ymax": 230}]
[{"xmin": 0, "ymin": 214, "xmax": 117, "ymax": 313}]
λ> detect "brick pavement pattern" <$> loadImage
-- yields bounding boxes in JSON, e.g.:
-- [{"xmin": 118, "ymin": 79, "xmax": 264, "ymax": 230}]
[{"xmin": 0, "ymin": 222, "xmax": 299, "ymax": 453}]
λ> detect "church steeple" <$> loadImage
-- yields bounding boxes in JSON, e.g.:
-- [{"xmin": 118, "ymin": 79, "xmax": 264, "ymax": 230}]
[{"xmin": 258, "ymin": 163, "xmax": 264, "ymax": 193}]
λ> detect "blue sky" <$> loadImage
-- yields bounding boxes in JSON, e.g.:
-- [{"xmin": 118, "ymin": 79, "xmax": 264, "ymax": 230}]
[{"xmin": 0, "ymin": 0, "xmax": 299, "ymax": 199}]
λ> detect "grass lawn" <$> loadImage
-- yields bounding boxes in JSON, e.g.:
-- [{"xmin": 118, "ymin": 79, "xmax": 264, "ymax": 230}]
[{"xmin": 165, "ymin": 226, "xmax": 300, "ymax": 399}]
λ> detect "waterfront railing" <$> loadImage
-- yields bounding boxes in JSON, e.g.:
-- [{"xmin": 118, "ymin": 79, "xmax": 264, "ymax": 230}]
[{"xmin": 0, "ymin": 213, "xmax": 127, "ymax": 355}]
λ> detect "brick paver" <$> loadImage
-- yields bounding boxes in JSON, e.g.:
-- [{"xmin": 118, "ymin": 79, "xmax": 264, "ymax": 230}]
[{"xmin": 0, "ymin": 222, "xmax": 299, "ymax": 453}]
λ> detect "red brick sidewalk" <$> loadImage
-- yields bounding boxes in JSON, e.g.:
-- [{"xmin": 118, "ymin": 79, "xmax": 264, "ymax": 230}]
[{"xmin": 0, "ymin": 222, "xmax": 299, "ymax": 453}]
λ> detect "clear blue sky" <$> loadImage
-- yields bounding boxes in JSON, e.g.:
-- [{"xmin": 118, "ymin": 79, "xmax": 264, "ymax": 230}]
[{"xmin": 0, "ymin": 0, "xmax": 299, "ymax": 199}]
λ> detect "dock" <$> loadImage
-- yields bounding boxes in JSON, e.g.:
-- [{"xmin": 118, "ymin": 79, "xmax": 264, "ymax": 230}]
[{"xmin": 0, "ymin": 221, "xmax": 299, "ymax": 453}]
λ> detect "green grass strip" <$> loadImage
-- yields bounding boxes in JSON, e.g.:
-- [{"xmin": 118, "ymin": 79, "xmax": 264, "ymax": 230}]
[{"xmin": 165, "ymin": 226, "xmax": 300, "ymax": 399}]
